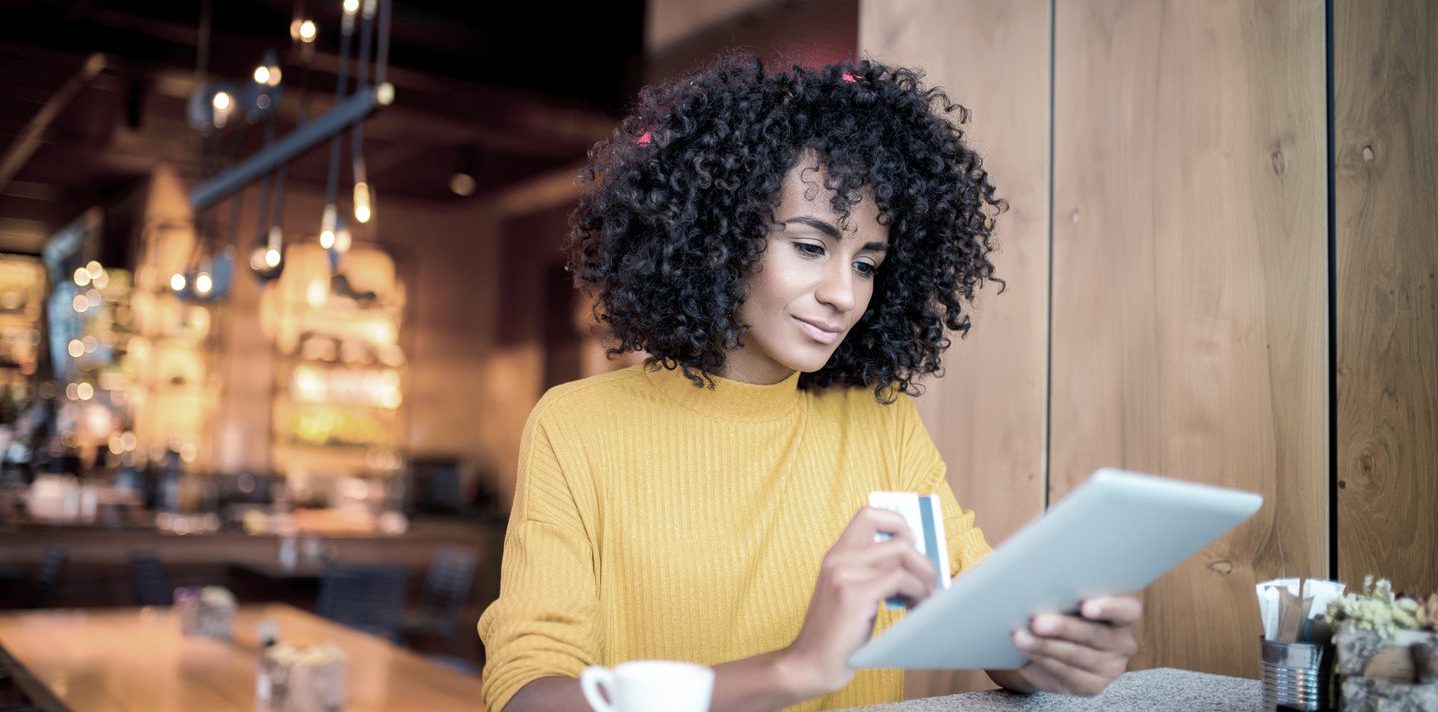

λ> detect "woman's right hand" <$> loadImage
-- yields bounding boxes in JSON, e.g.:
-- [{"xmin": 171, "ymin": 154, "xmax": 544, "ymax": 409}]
[{"xmin": 780, "ymin": 506, "xmax": 938, "ymax": 698}]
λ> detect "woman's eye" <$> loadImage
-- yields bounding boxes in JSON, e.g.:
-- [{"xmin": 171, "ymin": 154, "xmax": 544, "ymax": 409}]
[
  {"xmin": 793, "ymin": 242, "xmax": 825, "ymax": 257},
  {"xmin": 853, "ymin": 261, "xmax": 878, "ymax": 277}
]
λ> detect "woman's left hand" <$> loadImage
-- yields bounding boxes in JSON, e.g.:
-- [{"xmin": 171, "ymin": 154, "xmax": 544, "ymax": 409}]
[{"xmin": 996, "ymin": 595, "xmax": 1142, "ymax": 696}]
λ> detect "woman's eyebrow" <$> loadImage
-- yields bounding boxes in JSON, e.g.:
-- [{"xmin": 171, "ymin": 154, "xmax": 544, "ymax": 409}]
[
  {"xmin": 781, "ymin": 215, "xmax": 890, "ymax": 252},
  {"xmin": 780, "ymin": 216, "xmax": 841, "ymax": 239}
]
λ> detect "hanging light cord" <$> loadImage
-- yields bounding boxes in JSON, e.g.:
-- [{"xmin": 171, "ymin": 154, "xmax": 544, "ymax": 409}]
[
  {"xmin": 253, "ymin": 115, "xmax": 276, "ymax": 247},
  {"xmin": 375, "ymin": 0, "xmax": 390, "ymax": 88},
  {"xmin": 258, "ymin": 3, "xmax": 318, "ymax": 254},
  {"xmin": 351, "ymin": 0, "xmax": 375, "ymax": 192},
  {"xmin": 323, "ymin": 2, "xmax": 357, "ymax": 213}
]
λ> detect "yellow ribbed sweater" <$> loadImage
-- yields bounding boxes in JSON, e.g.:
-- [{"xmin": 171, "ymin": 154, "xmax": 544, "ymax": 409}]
[{"xmin": 478, "ymin": 364, "xmax": 992, "ymax": 712}]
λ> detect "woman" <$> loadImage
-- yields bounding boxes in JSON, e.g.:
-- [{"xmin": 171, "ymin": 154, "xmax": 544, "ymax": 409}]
[{"xmin": 479, "ymin": 55, "xmax": 1140, "ymax": 712}]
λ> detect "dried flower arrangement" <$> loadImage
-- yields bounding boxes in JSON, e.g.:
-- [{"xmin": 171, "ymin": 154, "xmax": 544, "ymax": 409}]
[
  {"xmin": 1324, "ymin": 576, "xmax": 1438, "ymax": 638},
  {"xmin": 1323, "ymin": 577, "xmax": 1438, "ymax": 712}
]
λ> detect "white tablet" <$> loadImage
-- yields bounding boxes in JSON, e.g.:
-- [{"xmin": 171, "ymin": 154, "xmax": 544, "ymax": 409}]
[{"xmin": 849, "ymin": 468, "xmax": 1263, "ymax": 670}]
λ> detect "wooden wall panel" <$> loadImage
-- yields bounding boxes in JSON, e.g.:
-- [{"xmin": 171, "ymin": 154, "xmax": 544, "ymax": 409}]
[
  {"xmin": 1050, "ymin": 0, "xmax": 1327, "ymax": 678},
  {"xmin": 860, "ymin": 0, "xmax": 1050, "ymax": 696},
  {"xmin": 1335, "ymin": 0, "xmax": 1438, "ymax": 597}
]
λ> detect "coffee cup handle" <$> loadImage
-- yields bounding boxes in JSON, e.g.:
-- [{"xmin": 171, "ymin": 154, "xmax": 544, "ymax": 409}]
[{"xmin": 580, "ymin": 665, "xmax": 617, "ymax": 712}]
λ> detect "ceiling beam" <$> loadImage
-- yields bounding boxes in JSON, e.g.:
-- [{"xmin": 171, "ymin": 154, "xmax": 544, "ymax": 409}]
[
  {"xmin": 33, "ymin": 8, "xmax": 618, "ymax": 155},
  {"xmin": 0, "ymin": 53, "xmax": 106, "ymax": 195}
]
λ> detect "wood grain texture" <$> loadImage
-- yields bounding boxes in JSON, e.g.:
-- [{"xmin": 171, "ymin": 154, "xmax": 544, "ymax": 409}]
[
  {"xmin": 1050, "ymin": 0, "xmax": 1328, "ymax": 678},
  {"xmin": 860, "ymin": 0, "xmax": 1050, "ymax": 697},
  {"xmin": 0, "ymin": 604, "xmax": 487, "ymax": 712},
  {"xmin": 1334, "ymin": 0, "xmax": 1438, "ymax": 597}
]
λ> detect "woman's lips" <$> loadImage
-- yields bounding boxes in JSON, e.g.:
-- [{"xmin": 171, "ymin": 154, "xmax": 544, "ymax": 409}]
[{"xmin": 793, "ymin": 316, "xmax": 841, "ymax": 345}]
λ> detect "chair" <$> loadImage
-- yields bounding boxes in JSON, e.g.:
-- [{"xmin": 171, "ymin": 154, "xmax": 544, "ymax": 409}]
[
  {"xmin": 315, "ymin": 565, "xmax": 410, "ymax": 640},
  {"xmin": 408, "ymin": 459, "xmax": 466, "ymax": 517},
  {"xmin": 22, "ymin": 546, "xmax": 65, "ymax": 609},
  {"xmin": 402, "ymin": 546, "xmax": 479, "ymax": 654},
  {"xmin": 127, "ymin": 550, "xmax": 171, "ymax": 607}
]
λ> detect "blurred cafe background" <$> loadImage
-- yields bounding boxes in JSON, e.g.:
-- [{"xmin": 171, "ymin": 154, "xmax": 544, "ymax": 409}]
[{"xmin": 0, "ymin": 0, "xmax": 1433, "ymax": 709}]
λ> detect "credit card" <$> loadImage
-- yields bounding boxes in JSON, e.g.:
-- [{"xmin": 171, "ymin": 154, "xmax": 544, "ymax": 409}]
[{"xmin": 869, "ymin": 491, "xmax": 951, "ymax": 609}]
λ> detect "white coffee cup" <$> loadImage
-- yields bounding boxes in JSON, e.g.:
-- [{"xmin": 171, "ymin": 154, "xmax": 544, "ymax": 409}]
[{"xmin": 580, "ymin": 660, "xmax": 714, "ymax": 712}]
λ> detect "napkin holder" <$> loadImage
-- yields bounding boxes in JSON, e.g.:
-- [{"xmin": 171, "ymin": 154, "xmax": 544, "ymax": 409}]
[{"xmin": 174, "ymin": 586, "xmax": 235, "ymax": 640}]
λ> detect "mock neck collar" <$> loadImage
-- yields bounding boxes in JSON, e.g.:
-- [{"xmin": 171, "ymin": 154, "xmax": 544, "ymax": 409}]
[{"xmin": 643, "ymin": 364, "xmax": 803, "ymax": 422}]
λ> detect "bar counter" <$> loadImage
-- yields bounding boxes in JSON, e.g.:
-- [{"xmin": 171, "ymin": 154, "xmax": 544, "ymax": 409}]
[
  {"xmin": 0, "ymin": 604, "xmax": 488, "ymax": 712},
  {"xmin": 0, "ymin": 518, "xmax": 504, "ymax": 609}
]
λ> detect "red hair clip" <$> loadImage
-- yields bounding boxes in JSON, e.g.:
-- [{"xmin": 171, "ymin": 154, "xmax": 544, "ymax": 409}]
[
  {"xmin": 636, "ymin": 130, "xmax": 652, "ymax": 146},
  {"xmin": 841, "ymin": 72, "xmax": 858, "ymax": 83}
]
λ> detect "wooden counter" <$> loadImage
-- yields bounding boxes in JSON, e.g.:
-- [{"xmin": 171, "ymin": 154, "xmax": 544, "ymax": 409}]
[
  {"xmin": 0, "ymin": 604, "xmax": 487, "ymax": 712},
  {"xmin": 0, "ymin": 518, "xmax": 503, "ymax": 567},
  {"xmin": 0, "ymin": 518, "xmax": 504, "ymax": 612}
]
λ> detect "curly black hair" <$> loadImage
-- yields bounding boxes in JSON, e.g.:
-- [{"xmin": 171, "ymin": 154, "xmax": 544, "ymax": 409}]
[{"xmin": 567, "ymin": 52, "xmax": 1005, "ymax": 401}]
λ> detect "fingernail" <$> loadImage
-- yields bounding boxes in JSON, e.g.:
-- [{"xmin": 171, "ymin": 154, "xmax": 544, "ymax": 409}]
[
  {"xmin": 1014, "ymin": 630, "xmax": 1035, "ymax": 649},
  {"xmin": 1083, "ymin": 601, "xmax": 1103, "ymax": 619},
  {"xmin": 1033, "ymin": 616, "xmax": 1057, "ymax": 635}
]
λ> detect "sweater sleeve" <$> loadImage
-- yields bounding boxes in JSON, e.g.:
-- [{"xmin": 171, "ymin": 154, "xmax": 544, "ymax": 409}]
[
  {"xmin": 478, "ymin": 410, "xmax": 602, "ymax": 712},
  {"xmin": 894, "ymin": 394, "xmax": 993, "ymax": 576}
]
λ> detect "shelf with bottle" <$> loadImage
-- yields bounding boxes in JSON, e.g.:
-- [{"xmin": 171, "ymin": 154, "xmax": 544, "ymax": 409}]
[
  {"xmin": 270, "ymin": 434, "xmax": 404, "ymax": 482},
  {"xmin": 278, "ymin": 330, "xmax": 406, "ymax": 370},
  {"xmin": 261, "ymin": 243, "xmax": 409, "ymax": 481},
  {"xmin": 272, "ymin": 399, "xmax": 397, "ymax": 449},
  {"xmin": 0, "ymin": 256, "xmax": 47, "ymax": 317},
  {"xmin": 281, "ymin": 363, "xmax": 403, "ymax": 411},
  {"xmin": 271, "ymin": 440, "xmax": 403, "ymax": 470}
]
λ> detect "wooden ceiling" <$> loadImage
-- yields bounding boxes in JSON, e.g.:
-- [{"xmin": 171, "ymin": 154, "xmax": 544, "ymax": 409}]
[{"xmin": 0, "ymin": 0, "xmax": 644, "ymax": 254}]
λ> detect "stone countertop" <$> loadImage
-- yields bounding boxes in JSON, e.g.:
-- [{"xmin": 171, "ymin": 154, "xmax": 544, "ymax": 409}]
[{"xmin": 843, "ymin": 668, "xmax": 1259, "ymax": 711}]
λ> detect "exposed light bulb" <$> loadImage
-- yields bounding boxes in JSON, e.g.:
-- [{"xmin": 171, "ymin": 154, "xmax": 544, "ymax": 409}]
[
  {"xmin": 335, "ymin": 226, "xmax": 352, "ymax": 253},
  {"xmin": 194, "ymin": 273, "xmax": 213, "ymax": 295},
  {"xmin": 85, "ymin": 260, "xmax": 103, "ymax": 278},
  {"xmin": 449, "ymin": 173, "xmax": 476, "ymax": 197},
  {"xmin": 320, "ymin": 204, "xmax": 337, "ymax": 249},
  {"xmin": 250, "ymin": 226, "xmax": 285, "ymax": 280},
  {"xmin": 170, "ymin": 273, "xmax": 187, "ymax": 292},
  {"xmin": 254, "ymin": 59, "xmax": 282, "ymax": 87},
  {"xmin": 298, "ymin": 19, "xmax": 317, "ymax": 43},
  {"xmin": 343, "ymin": 0, "xmax": 360, "ymax": 15},
  {"xmin": 353, "ymin": 181, "xmax": 372, "ymax": 223},
  {"xmin": 73, "ymin": 268, "xmax": 91, "ymax": 287},
  {"xmin": 212, "ymin": 90, "xmax": 233, "ymax": 129}
]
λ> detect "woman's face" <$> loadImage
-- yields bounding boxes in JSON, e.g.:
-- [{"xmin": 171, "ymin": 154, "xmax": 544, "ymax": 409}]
[{"xmin": 724, "ymin": 157, "xmax": 890, "ymax": 385}]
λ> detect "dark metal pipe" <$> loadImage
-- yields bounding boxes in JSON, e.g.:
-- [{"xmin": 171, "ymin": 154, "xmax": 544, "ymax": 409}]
[{"xmin": 188, "ymin": 89, "xmax": 378, "ymax": 211}]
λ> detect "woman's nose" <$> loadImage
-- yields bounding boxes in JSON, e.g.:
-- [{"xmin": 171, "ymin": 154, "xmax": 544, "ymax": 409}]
[{"xmin": 814, "ymin": 265, "xmax": 856, "ymax": 312}]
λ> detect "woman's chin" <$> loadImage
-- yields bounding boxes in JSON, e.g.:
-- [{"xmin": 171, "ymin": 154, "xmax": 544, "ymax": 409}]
[{"xmin": 779, "ymin": 348, "xmax": 839, "ymax": 374}]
